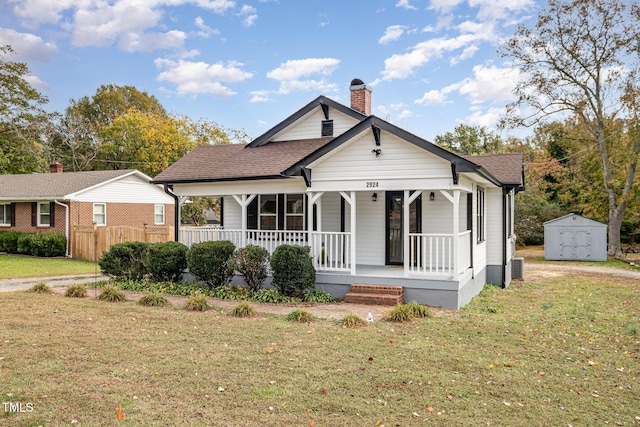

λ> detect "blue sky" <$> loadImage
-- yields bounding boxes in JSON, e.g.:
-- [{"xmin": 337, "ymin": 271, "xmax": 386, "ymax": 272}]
[{"xmin": 0, "ymin": 0, "xmax": 540, "ymax": 142}]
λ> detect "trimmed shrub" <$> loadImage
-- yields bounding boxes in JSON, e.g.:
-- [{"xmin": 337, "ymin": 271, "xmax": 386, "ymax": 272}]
[
  {"xmin": 0, "ymin": 231, "xmax": 21, "ymax": 253},
  {"xmin": 147, "ymin": 241, "xmax": 188, "ymax": 282},
  {"xmin": 97, "ymin": 285, "xmax": 127, "ymax": 302},
  {"xmin": 270, "ymin": 245, "xmax": 316, "ymax": 298},
  {"xmin": 232, "ymin": 245, "xmax": 269, "ymax": 291},
  {"xmin": 230, "ymin": 301, "xmax": 256, "ymax": 318},
  {"xmin": 16, "ymin": 232, "xmax": 66, "ymax": 257},
  {"xmin": 186, "ymin": 240, "xmax": 236, "ymax": 288},
  {"xmin": 28, "ymin": 282, "xmax": 51, "ymax": 294},
  {"xmin": 99, "ymin": 242, "xmax": 150, "ymax": 281},
  {"xmin": 183, "ymin": 294, "xmax": 210, "ymax": 311},
  {"xmin": 285, "ymin": 309, "xmax": 316, "ymax": 323},
  {"xmin": 137, "ymin": 293, "xmax": 170, "ymax": 307},
  {"xmin": 65, "ymin": 284, "xmax": 87, "ymax": 298},
  {"xmin": 341, "ymin": 313, "xmax": 366, "ymax": 328}
]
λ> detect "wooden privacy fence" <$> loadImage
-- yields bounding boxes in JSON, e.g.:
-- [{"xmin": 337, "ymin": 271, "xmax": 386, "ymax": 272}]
[{"xmin": 72, "ymin": 224, "xmax": 175, "ymax": 261}]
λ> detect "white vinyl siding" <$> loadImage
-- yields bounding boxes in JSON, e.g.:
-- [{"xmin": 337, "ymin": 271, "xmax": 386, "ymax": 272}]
[
  {"xmin": 311, "ymin": 131, "xmax": 452, "ymax": 183},
  {"xmin": 320, "ymin": 192, "xmax": 341, "ymax": 232},
  {"xmin": 72, "ymin": 174, "xmax": 174, "ymax": 205},
  {"xmin": 485, "ymin": 187, "xmax": 503, "ymax": 265},
  {"xmin": 273, "ymin": 108, "xmax": 361, "ymax": 141},
  {"xmin": 38, "ymin": 202, "xmax": 51, "ymax": 226},
  {"xmin": 154, "ymin": 204, "xmax": 165, "ymax": 225},
  {"xmin": 93, "ymin": 203, "xmax": 106, "ymax": 225},
  {"xmin": 355, "ymin": 192, "xmax": 385, "ymax": 265},
  {"xmin": 223, "ymin": 197, "xmax": 242, "ymax": 230}
]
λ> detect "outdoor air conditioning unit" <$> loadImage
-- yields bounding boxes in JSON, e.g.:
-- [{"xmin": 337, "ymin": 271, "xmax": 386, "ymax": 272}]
[{"xmin": 512, "ymin": 257, "xmax": 524, "ymax": 280}]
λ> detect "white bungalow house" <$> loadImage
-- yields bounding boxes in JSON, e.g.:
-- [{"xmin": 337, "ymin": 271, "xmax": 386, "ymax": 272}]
[{"xmin": 152, "ymin": 79, "xmax": 524, "ymax": 309}]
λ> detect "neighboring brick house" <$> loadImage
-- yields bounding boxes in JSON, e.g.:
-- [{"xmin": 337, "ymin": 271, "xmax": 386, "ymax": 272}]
[{"xmin": 0, "ymin": 164, "xmax": 175, "ymax": 257}]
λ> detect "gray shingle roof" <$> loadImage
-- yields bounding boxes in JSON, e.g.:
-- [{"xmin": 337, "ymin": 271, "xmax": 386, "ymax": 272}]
[
  {"xmin": 153, "ymin": 139, "xmax": 333, "ymax": 183},
  {"xmin": 464, "ymin": 153, "xmax": 524, "ymax": 186},
  {"xmin": 0, "ymin": 169, "xmax": 138, "ymax": 199}
]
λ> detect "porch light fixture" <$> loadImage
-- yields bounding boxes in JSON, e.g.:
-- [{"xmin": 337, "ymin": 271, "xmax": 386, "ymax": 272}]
[
  {"xmin": 372, "ymin": 193, "xmax": 378, "ymax": 202},
  {"xmin": 430, "ymin": 192, "xmax": 435, "ymax": 201},
  {"xmin": 371, "ymin": 148, "xmax": 382, "ymax": 156}
]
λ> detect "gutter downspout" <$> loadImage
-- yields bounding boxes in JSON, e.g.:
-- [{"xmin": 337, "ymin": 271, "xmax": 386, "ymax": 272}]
[
  {"xmin": 163, "ymin": 184, "xmax": 180, "ymax": 241},
  {"xmin": 501, "ymin": 187, "xmax": 507, "ymax": 288},
  {"xmin": 53, "ymin": 200, "xmax": 70, "ymax": 257}
]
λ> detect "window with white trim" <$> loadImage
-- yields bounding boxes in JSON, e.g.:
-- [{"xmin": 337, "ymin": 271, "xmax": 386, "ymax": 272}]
[
  {"xmin": 259, "ymin": 195, "xmax": 277, "ymax": 230},
  {"xmin": 154, "ymin": 204, "xmax": 165, "ymax": 225},
  {"xmin": 476, "ymin": 187, "xmax": 485, "ymax": 243},
  {"xmin": 0, "ymin": 204, "xmax": 10, "ymax": 226},
  {"xmin": 93, "ymin": 203, "xmax": 106, "ymax": 225},
  {"xmin": 285, "ymin": 194, "xmax": 304, "ymax": 230},
  {"xmin": 38, "ymin": 202, "xmax": 51, "ymax": 226}
]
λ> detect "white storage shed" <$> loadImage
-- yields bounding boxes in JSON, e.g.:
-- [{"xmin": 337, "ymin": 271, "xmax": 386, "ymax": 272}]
[{"xmin": 543, "ymin": 214, "xmax": 607, "ymax": 261}]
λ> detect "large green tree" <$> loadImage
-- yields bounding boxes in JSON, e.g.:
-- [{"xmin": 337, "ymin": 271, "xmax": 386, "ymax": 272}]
[
  {"xmin": 500, "ymin": 0, "xmax": 640, "ymax": 257},
  {"xmin": 434, "ymin": 124, "xmax": 505, "ymax": 155},
  {"xmin": 0, "ymin": 45, "xmax": 49, "ymax": 174}
]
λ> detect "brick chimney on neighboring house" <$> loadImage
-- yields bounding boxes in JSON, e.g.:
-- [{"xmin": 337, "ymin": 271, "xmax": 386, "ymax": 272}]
[
  {"xmin": 350, "ymin": 78, "xmax": 372, "ymax": 115},
  {"xmin": 49, "ymin": 162, "xmax": 63, "ymax": 173}
]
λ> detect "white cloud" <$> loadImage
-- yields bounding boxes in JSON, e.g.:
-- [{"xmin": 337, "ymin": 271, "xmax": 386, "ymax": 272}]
[
  {"xmin": 414, "ymin": 89, "xmax": 449, "ymax": 105},
  {"xmin": 0, "ymin": 28, "xmax": 57, "ymax": 62},
  {"xmin": 379, "ymin": 25, "xmax": 407, "ymax": 45},
  {"xmin": 194, "ymin": 16, "xmax": 220, "ymax": 38},
  {"xmin": 464, "ymin": 107, "xmax": 505, "ymax": 128},
  {"xmin": 155, "ymin": 58, "xmax": 253, "ymax": 97},
  {"xmin": 267, "ymin": 58, "xmax": 340, "ymax": 94},
  {"xmin": 457, "ymin": 64, "xmax": 519, "ymax": 104},
  {"xmin": 9, "ymin": 0, "xmax": 76, "ymax": 25},
  {"xmin": 428, "ymin": 0, "xmax": 463, "ymax": 12},
  {"xmin": 396, "ymin": 0, "xmax": 418, "ymax": 10},
  {"xmin": 24, "ymin": 74, "xmax": 49, "ymax": 90},
  {"xmin": 398, "ymin": 109, "xmax": 414, "ymax": 119},
  {"xmin": 119, "ymin": 30, "xmax": 187, "ymax": 52},
  {"xmin": 379, "ymin": 31, "xmax": 492, "ymax": 81},
  {"xmin": 238, "ymin": 4, "xmax": 257, "ymax": 27},
  {"xmin": 249, "ymin": 90, "xmax": 272, "ymax": 103},
  {"xmin": 468, "ymin": 0, "xmax": 535, "ymax": 20}
]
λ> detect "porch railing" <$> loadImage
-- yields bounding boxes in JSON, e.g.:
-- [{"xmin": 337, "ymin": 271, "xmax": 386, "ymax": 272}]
[
  {"xmin": 408, "ymin": 233, "xmax": 454, "ymax": 276},
  {"xmin": 179, "ymin": 227, "xmax": 351, "ymax": 272},
  {"xmin": 310, "ymin": 231, "xmax": 351, "ymax": 272}
]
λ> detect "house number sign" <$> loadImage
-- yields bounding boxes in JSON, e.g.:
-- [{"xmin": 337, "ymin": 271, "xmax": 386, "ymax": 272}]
[{"xmin": 366, "ymin": 181, "xmax": 379, "ymax": 188}]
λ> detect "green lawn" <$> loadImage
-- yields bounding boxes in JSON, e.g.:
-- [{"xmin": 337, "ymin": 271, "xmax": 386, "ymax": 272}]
[
  {"xmin": 0, "ymin": 254, "xmax": 98, "ymax": 279},
  {"xmin": 1, "ymin": 269, "xmax": 638, "ymax": 426}
]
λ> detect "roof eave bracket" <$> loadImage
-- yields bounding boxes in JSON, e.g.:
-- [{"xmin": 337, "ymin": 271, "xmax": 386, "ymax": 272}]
[
  {"xmin": 451, "ymin": 162, "xmax": 459, "ymax": 185},
  {"xmin": 371, "ymin": 125, "xmax": 381, "ymax": 146},
  {"xmin": 302, "ymin": 168, "xmax": 312, "ymax": 187},
  {"xmin": 321, "ymin": 103, "xmax": 330, "ymax": 120}
]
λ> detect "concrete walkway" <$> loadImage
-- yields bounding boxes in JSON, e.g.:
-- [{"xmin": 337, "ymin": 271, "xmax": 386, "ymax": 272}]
[{"xmin": 0, "ymin": 274, "xmax": 109, "ymax": 293}]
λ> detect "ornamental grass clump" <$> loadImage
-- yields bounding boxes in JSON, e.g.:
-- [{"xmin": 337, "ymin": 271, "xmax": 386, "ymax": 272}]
[
  {"xmin": 137, "ymin": 293, "xmax": 170, "ymax": 308},
  {"xmin": 230, "ymin": 301, "xmax": 256, "ymax": 318},
  {"xmin": 183, "ymin": 294, "xmax": 210, "ymax": 312},
  {"xmin": 340, "ymin": 312, "xmax": 366, "ymax": 328},
  {"xmin": 28, "ymin": 282, "xmax": 51, "ymax": 294},
  {"xmin": 64, "ymin": 284, "xmax": 87, "ymax": 298},
  {"xmin": 285, "ymin": 309, "xmax": 316, "ymax": 323},
  {"xmin": 405, "ymin": 301, "xmax": 433, "ymax": 319},
  {"xmin": 97, "ymin": 285, "xmax": 127, "ymax": 302},
  {"xmin": 383, "ymin": 303, "xmax": 413, "ymax": 323}
]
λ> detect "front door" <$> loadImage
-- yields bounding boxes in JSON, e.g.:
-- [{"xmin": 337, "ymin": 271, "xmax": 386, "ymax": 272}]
[{"xmin": 385, "ymin": 191, "xmax": 421, "ymax": 265}]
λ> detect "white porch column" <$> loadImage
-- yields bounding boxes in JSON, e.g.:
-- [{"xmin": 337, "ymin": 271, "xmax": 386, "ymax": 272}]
[
  {"xmin": 232, "ymin": 194, "xmax": 257, "ymax": 248},
  {"xmin": 403, "ymin": 190, "xmax": 422, "ymax": 277},
  {"xmin": 440, "ymin": 190, "xmax": 460, "ymax": 276},
  {"xmin": 339, "ymin": 191, "xmax": 357, "ymax": 275},
  {"xmin": 177, "ymin": 196, "xmax": 189, "ymax": 243}
]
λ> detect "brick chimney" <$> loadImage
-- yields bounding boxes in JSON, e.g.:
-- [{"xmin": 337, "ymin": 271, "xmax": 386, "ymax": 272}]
[
  {"xmin": 350, "ymin": 78, "xmax": 372, "ymax": 115},
  {"xmin": 49, "ymin": 162, "xmax": 63, "ymax": 173}
]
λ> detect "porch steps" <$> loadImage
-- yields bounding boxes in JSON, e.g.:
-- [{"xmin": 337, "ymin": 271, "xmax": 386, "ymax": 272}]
[{"xmin": 344, "ymin": 284, "xmax": 404, "ymax": 306}]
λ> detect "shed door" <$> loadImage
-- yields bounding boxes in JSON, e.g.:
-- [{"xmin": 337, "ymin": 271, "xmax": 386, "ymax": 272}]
[{"xmin": 559, "ymin": 228, "xmax": 592, "ymax": 259}]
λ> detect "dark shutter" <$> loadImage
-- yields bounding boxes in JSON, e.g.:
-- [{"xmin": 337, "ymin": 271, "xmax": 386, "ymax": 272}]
[
  {"xmin": 277, "ymin": 194, "xmax": 285, "ymax": 230},
  {"xmin": 467, "ymin": 193, "xmax": 473, "ymax": 231},
  {"xmin": 10, "ymin": 203, "xmax": 16, "ymax": 227},
  {"xmin": 49, "ymin": 202, "xmax": 56, "ymax": 227},
  {"xmin": 340, "ymin": 197, "xmax": 345, "ymax": 233},
  {"xmin": 31, "ymin": 202, "xmax": 37, "ymax": 226},
  {"xmin": 247, "ymin": 197, "xmax": 258, "ymax": 230},
  {"xmin": 219, "ymin": 197, "xmax": 224, "ymax": 227}
]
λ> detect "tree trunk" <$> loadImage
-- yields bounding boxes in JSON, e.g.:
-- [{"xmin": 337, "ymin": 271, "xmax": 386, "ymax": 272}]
[{"xmin": 608, "ymin": 203, "xmax": 626, "ymax": 257}]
